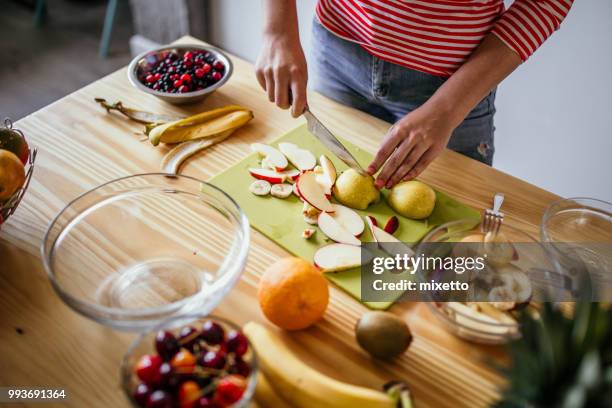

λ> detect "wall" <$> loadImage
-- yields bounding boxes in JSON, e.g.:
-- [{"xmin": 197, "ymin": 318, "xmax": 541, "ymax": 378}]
[{"xmin": 207, "ymin": 0, "xmax": 611, "ymax": 201}]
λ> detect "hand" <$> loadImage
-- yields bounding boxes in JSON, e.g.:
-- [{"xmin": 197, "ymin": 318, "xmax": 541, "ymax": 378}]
[
  {"xmin": 255, "ymin": 33, "xmax": 308, "ymax": 117},
  {"xmin": 367, "ymin": 104, "xmax": 455, "ymax": 189}
]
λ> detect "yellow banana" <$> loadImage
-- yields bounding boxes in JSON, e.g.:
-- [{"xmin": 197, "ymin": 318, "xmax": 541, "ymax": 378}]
[
  {"xmin": 148, "ymin": 105, "xmax": 253, "ymax": 145},
  {"xmin": 243, "ymin": 322, "xmax": 395, "ymax": 408},
  {"xmin": 254, "ymin": 372, "xmax": 294, "ymax": 408}
]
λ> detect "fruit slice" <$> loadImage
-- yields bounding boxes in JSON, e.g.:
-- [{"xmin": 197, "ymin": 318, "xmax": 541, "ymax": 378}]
[
  {"xmin": 366, "ymin": 215, "xmax": 378, "ymax": 227},
  {"xmin": 318, "ymin": 212, "xmax": 361, "ymax": 246},
  {"xmin": 304, "ymin": 215, "xmax": 318, "ymax": 225},
  {"xmin": 251, "ymin": 143, "xmax": 288, "ymax": 171},
  {"xmin": 330, "ymin": 204, "xmax": 364, "ymax": 237},
  {"xmin": 314, "ymin": 155, "xmax": 337, "ymax": 195},
  {"xmin": 314, "ymin": 243, "xmax": 373, "ymax": 272},
  {"xmin": 249, "ymin": 168, "xmax": 299, "ymax": 183},
  {"xmin": 243, "ymin": 322, "xmax": 395, "ymax": 408},
  {"xmin": 302, "ymin": 228, "xmax": 316, "ymax": 239},
  {"xmin": 270, "ymin": 183, "xmax": 293, "ymax": 198},
  {"xmin": 296, "ymin": 171, "xmax": 334, "ymax": 213},
  {"xmin": 278, "ymin": 142, "xmax": 316, "ymax": 171},
  {"xmin": 444, "ymin": 302, "xmax": 517, "ymax": 335},
  {"xmin": 365, "ymin": 216, "xmax": 414, "ymax": 261},
  {"xmin": 497, "ymin": 267, "xmax": 533, "ymax": 305},
  {"xmin": 383, "ymin": 216, "xmax": 399, "ymax": 235},
  {"xmin": 250, "ymin": 180, "xmax": 271, "ymax": 196}
]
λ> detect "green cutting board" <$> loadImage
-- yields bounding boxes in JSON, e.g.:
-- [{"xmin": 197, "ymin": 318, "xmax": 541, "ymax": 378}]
[{"xmin": 210, "ymin": 124, "xmax": 480, "ymax": 309}]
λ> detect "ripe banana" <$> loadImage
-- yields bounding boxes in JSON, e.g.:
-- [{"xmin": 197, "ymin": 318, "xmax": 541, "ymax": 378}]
[
  {"xmin": 255, "ymin": 372, "xmax": 294, "ymax": 407},
  {"xmin": 243, "ymin": 322, "xmax": 395, "ymax": 408},
  {"xmin": 148, "ymin": 105, "xmax": 253, "ymax": 145}
]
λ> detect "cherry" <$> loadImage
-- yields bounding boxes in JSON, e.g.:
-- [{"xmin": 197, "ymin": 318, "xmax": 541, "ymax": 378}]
[
  {"xmin": 196, "ymin": 397, "xmax": 219, "ymax": 408},
  {"xmin": 199, "ymin": 350, "xmax": 226, "ymax": 369},
  {"xmin": 228, "ymin": 357, "xmax": 251, "ymax": 377},
  {"xmin": 180, "ymin": 73, "xmax": 192, "ymax": 83},
  {"xmin": 214, "ymin": 375, "xmax": 246, "ymax": 405},
  {"xmin": 133, "ymin": 383, "xmax": 151, "ymax": 407},
  {"xmin": 178, "ymin": 326, "xmax": 199, "ymax": 351},
  {"xmin": 157, "ymin": 362, "xmax": 174, "ymax": 386},
  {"xmin": 135, "ymin": 354, "xmax": 163, "ymax": 385},
  {"xmin": 211, "ymin": 71, "xmax": 223, "ymax": 82},
  {"xmin": 171, "ymin": 349, "xmax": 197, "ymax": 374},
  {"xmin": 212, "ymin": 60, "xmax": 224, "ymax": 71},
  {"xmin": 201, "ymin": 321, "xmax": 224, "ymax": 345},
  {"xmin": 178, "ymin": 380, "xmax": 201, "ymax": 408},
  {"xmin": 155, "ymin": 330, "xmax": 180, "ymax": 360},
  {"xmin": 146, "ymin": 390, "xmax": 173, "ymax": 408},
  {"xmin": 226, "ymin": 331, "xmax": 248, "ymax": 357}
]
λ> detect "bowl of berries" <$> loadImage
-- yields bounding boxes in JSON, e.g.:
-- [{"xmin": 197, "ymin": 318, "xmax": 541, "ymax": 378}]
[
  {"xmin": 122, "ymin": 314, "xmax": 257, "ymax": 408},
  {"xmin": 128, "ymin": 44, "xmax": 233, "ymax": 105}
]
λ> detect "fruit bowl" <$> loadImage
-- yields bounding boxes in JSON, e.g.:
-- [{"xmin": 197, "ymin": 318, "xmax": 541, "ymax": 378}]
[
  {"xmin": 121, "ymin": 314, "xmax": 257, "ymax": 408},
  {"xmin": 416, "ymin": 219, "xmax": 556, "ymax": 344},
  {"xmin": 128, "ymin": 44, "xmax": 233, "ymax": 105},
  {"xmin": 41, "ymin": 174, "xmax": 250, "ymax": 330},
  {"xmin": 0, "ymin": 119, "xmax": 37, "ymax": 228}
]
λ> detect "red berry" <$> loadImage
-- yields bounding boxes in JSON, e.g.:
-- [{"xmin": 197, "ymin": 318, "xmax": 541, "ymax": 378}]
[
  {"xmin": 145, "ymin": 74, "xmax": 156, "ymax": 84},
  {"xmin": 135, "ymin": 354, "xmax": 163, "ymax": 385},
  {"xmin": 184, "ymin": 51, "xmax": 194, "ymax": 60},
  {"xmin": 229, "ymin": 357, "xmax": 251, "ymax": 377},
  {"xmin": 152, "ymin": 83, "xmax": 160, "ymax": 90},
  {"xmin": 200, "ymin": 350, "xmax": 226, "ymax": 369},
  {"xmin": 168, "ymin": 66, "xmax": 176, "ymax": 73},
  {"xmin": 202, "ymin": 63, "xmax": 212, "ymax": 74},
  {"xmin": 213, "ymin": 60, "xmax": 224, "ymax": 71},
  {"xmin": 146, "ymin": 390, "xmax": 173, "ymax": 408},
  {"xmin": 215, "ymin": 375, "xmax": 246, "ymax": 405},
  {"xmin": 155, "ymin": 330, "xmax": 180, "ymax": 360},
  {"xmin": 196, "ymin": 397, "xmax": 219, "ymax": 408},
  {"xmin": 201, "ymin": 321, "xmax": 225, "ymax": 345},
  {"xmin": 194, "ymin": 68, "xmax": 205, "ymax": 79},
  {"xmin": 211, "ymin": 71, "xmax": 223, "ymax": 82},
  {"xmin": 173, "ymin": 79, "xmax": 183, "ymax": 88},
  {"xmin": 184, "ymin": 59, "xmax": 193, "ymax": 68},
  {"xmin": 180, "ymin": 73, "xmax": 192, "ymax": 83},
  {"xmin": 170, "ymin": 74, "xmax": 180, "ymax": 80},
  {"xmin": 133, "ymin": 383, "xmax": 151, "ymax": 407},
  {"xmin": 154, "ymin": 73, "xmax": 162, "ymax": 81},
  {"xmin": 178, "ymin": 85, "xmax": 190, "ymax": 93},
  {"xmin": 226, "ymin": 331, "xmax": 248, "ymax": 356}
]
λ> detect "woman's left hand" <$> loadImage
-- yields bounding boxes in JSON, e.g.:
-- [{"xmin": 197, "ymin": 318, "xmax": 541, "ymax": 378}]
[{"xmin": 367, "ymin": 104, "xmax": 456, "ymax": 189}]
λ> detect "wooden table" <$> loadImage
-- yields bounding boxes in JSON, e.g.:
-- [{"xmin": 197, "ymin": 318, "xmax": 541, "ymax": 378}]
[{"xmin": 0, "ymin": 36, "xmax": 560, "ymax": 408}]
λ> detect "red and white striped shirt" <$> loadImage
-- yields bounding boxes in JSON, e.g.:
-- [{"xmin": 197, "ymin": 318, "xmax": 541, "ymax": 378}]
[{"xmin": 316, "ymin": 0, "xmax": 573, "ymax": 77}]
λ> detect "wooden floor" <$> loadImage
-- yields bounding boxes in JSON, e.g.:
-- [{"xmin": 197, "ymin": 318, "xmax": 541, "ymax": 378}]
[{"xmin": 0, "ymin": 0, "xmax": 133, "ymax": 120}]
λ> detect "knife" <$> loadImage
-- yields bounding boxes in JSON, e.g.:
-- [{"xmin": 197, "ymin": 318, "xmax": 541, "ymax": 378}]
[{"xmin": 303, "ymin": 108, "xmax": 367, "ymax": 175}]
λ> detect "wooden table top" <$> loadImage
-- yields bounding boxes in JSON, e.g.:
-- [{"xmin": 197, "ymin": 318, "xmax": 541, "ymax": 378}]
[{"xmin": 0, "ymin": 36, "xmax": 560, "ymax": 407}]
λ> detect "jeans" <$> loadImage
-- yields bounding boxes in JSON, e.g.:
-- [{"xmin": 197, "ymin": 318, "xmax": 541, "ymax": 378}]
[{"xmin": 310, "ymin": 20, "xmax": 496, "ymax": 165}]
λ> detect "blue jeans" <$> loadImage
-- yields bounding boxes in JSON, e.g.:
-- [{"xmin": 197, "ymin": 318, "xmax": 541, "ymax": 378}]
[{"xmin": 310, "ymin": 20, "xmax": 496, "ymax": 165}]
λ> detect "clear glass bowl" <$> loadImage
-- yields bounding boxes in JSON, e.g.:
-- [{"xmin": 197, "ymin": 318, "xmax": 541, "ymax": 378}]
[
  {"xmin": 42, "ymin": 174, "xmax": 250, "ymax": 330},
  {"xmin": 121, "ymin": 314, "xmax": 257, "ymax": 408},
  {"xmin": 541, "ymin": 198, "xmax": 612, "ymax": 290},
  {"xmin": 416, "ymin": 219, "xmax": 555, "ymax": 344}
]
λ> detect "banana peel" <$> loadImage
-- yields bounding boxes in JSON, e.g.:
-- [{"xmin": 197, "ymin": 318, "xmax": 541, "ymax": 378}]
[
  {"xmin": 148, "ymin": 105, "xmax": 253, "ymax": 146},
  {"xmin": 161, "ymin": 128, "xmax": 235, "ymax": 174}
]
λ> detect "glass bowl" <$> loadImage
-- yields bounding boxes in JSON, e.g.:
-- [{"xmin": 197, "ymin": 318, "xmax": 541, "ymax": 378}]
[
  {"xmin": 416, "ymin": 219, "xmax": 555, "ymax": 344},
  {"xmin": 127, "ymin": 44, "xmax": 233, "ymax": 105},
  {"xmin": 121, "ymin": 314, "xmax": 257, "ymax": 408},
  {"xmin": 42, "ymin": 174, "xmax": 250, "ymax": 331}
]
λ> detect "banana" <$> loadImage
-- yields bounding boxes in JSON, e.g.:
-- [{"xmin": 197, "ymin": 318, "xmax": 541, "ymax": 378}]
[
  {"xmin": 148, "ymin": 105, "xmax": 253, "ymax": 145},
  {"xmin": 243, "ymin": 322, "xmax": 395, "ymax": 408},
  {"xmin": 255, "ymin": 372, "xmax": 294, "ymax": 407}
]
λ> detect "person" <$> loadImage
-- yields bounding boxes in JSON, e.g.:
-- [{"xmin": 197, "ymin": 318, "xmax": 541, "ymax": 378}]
[{"xmin": 256, "ymin": 0, "xmax": 573, "ymax": 188}]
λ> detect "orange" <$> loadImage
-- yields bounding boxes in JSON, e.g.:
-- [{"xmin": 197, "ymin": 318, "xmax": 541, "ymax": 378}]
[
  {"xmin": 258, "ymin": 257, "xmax": 329, "ymax": 330},
  {"xmin": 0, "ymin": 150, "xmax": 25, "ymax": 201}
]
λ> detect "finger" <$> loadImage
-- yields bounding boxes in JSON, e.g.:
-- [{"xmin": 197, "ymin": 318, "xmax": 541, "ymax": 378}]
[
  {"xmin": 290, "ymin": 78, "xmax": 307, "ymax": 117},
  {"xmin": 386, "ymin": 143, "xmax": 429, "ymax": 188},
  {"xmin": 375, "ymin": 138, "xmax": 415, "ymax": 189},
  {"xmin": 402, "ymin": 148, "xmax": 438, "ymax": 181},
  {"xmin": 264, "ymin": 69, "xmax": 275, "ymax": 102},
  {"xmin": 255, "ymin": 68, "xmax": 266, "ymax": 91},
  {"xmin": 274, "ymin": 68, "xmax": 290, "ymax": 109},
  {"xmin": 367, "ymin": 125, "xmax": 403, "ymax": 175}
]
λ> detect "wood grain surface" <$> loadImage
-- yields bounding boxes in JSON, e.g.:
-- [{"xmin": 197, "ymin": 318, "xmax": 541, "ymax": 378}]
[{"xmin": 0, "ymin": 36, "xmax": 560, "ymax": 408}]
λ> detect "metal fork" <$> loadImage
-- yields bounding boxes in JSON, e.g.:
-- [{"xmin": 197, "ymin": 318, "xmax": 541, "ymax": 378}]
[{"xmin": 481, "ymin": 193, "xmax": 505, "ymax": 235}]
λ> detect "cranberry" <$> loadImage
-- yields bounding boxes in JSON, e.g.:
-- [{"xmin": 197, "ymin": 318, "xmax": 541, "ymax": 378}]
[
  {"xmin": 152, "ymin": 83, "xmax": 160, "ymax": 90},
  {"xmin": 178, "ymin": 85, "xmax": 190, "ymax": 93},
  {"xmin": 180, "ymin": 73, "xmax": 192, "ymax": 83},
  {"xmin": 226, "ymin": 331, "xmax": 248, "ymax": 357},
  {"xmin": 202, "ymin": 63, "xmax": 212, "ymax": 74},
  {"xmin": 167, "ymin": 66, "xmax": 176, "ymax": 73},
  {"xmin": 184, "ymin": 51, "xmax": 194, "ymax": 60},
  {"xmin": 145, "ymin": 74, "xmax": 156, "ymax": 84},
  {"xmin": 213, "ymin": 60, "xmax": 224, "ymax": 71},
  {"xmin": 201, "ymin": 321, "xmax": 225, "ymax": 345},
  {"xmin": 170, "ymin": 73, "xmax": 179, "ymax": 80},
  {"xmin": 194, "ymin": 68, "xmax": 206, "ymax": 79},
  {"xmin": 199, "ymin": 350, "xmax": 226, "ymax": 369},
  {"xmin": 215, "ymin": 375, "xmax": 246, "ymax": 405},
  {"xmin": 211, "ymin": 71, "xmax": 223, "ymax": 82},
  {"xmin": 135, "ymin": 354, "xmax": 163, "ymax": 385},
  {"xmin": 146, "ymin": 390, "xmax": 173, "ymax": 408},
  {"xmin": 133, "ymin": 383, "xmax": 151, "ymax": 407},
  {"xmin": 173, "ymin": 79, "xmax": 183, "ymax": 88},
  {"xmin": 184, "ymin": 59, "xmax": 193, "ymax": 68}
]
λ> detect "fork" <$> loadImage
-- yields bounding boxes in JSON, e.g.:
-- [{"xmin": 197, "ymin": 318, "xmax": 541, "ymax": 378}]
[{"xmin": 481, "ymin": 193, "xmax": 505, "ymax": 235}]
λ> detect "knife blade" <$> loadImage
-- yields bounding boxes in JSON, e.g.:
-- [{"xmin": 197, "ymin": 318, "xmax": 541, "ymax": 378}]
[{"xmin": 303, "ymin": 108, "xmax": 367, "ymax": 175}]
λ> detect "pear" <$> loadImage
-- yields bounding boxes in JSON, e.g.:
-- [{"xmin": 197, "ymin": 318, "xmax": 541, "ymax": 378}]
[
  {"xmin": 387, "ymin": 180, "xmax": 436, "ymax": 219},
  {"xmin": 332, "ymin": 169, "xmax": 380, "ymax": 210}
]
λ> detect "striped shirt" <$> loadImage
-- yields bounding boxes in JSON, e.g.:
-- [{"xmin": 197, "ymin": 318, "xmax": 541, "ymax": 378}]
[{"xmin": 315, "ymin": 0, "xmax": 573, "ymax": 77}]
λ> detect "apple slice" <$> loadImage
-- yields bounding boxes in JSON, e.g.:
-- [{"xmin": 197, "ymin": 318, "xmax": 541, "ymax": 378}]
[
  {"xmin": 278, "ymin": 142, "xmax": 316, "ymax": 171},
  {"xmin": 318, "ymin": 212, "xmax": 361, "ymax": 246},
  {"xmin": 383, "ymin": 216, "xmax": 399, "ymax": 235},
  {"xmin": 296, "ymin": 171, "xmax": 334, "ymax": 213},
  {"xmin": 314, "ymin": 155, "xmax": 337, "ymax": 195},
  {"xmin": 330, "ymin": 204, "xmax": 364, "ymax": 237},
  {"xmin": 314, "ymin": 243, "xmax": 373, "ymax": 272},
  {"xmin": 251, "ymin": 143, "xmax": 288, "ymax": 171},
  {"xmin": 249, "ymin": 168, "xmax": 299, "ymax": 183},
  {"xmin": 366, "ymin": 215, "xmax": 378, "ymax": 227},
  {"xmin": 364, "ymin": 216, "xmax": 414, "ymax": 259}
]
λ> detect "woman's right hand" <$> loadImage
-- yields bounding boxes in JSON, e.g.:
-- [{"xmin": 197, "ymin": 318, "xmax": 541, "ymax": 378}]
[{"xmin": 255, "ymin": 33, "xmax": 308, "ymax": 117}]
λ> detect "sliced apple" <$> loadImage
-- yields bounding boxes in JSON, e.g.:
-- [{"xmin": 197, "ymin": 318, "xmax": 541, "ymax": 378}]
[
  {"xmin": 329, "ymin": 204, "xmax": 364, "ymax": 237},
  {"xmin": 249, "ymin": 168, "xmax": 299, "ymax": 183},
  {"xmin": 251, "ymin": 143, "xmax": 288, "ymax": 171},
  {"xmin": 318, "ymin": 212, "xmax": 361, "ymax": 246},
  {"xmin": 383, "ymin": 215, "xmax": 399, "ymax": 235},
  {"xmin": 314, "ymin": 243, "xmax": 373, "ymax": 272},
  {"xmin": 366, "ymin": 215, "xmax": 378, "ymax": 227},
  {"xmin": 296, "ymin": 171, "xmax": 334, "ymax": 213},
  {"xmin": 278, "ymin": 142, "xmax": 316, "ymax": 171},
  {"xmin": 314, "ymin": 155, "xmax": 337, "ymax": 195},
  {"xmin": 364, "ymin": 216, "xmax": 414, "ymax": 259}
]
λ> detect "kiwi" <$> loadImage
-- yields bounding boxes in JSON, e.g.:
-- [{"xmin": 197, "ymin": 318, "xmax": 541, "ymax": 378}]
[{"xmin": 355, "ymin": 312, "xmax": 412, "ymax": 360}]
